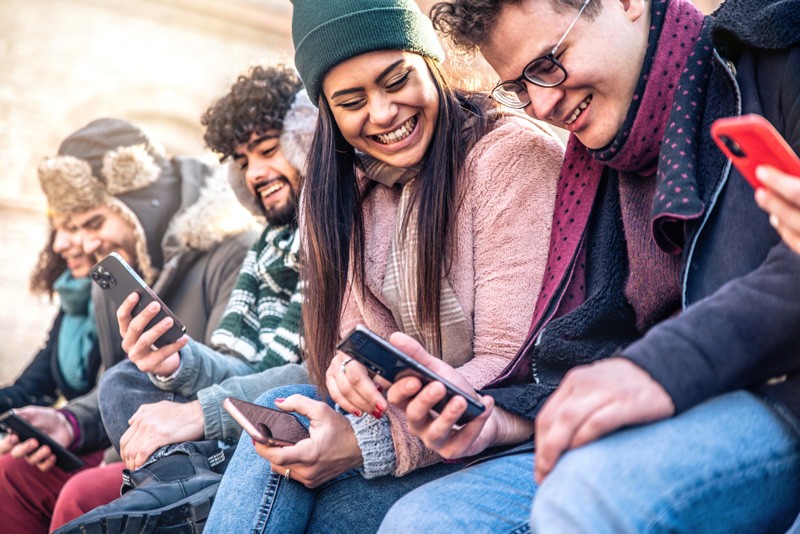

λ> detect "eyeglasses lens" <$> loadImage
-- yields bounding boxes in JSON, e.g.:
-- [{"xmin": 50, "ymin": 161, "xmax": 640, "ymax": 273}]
[{"xmin": 524, "ymin": 57, "xmax": 566, "ymax": 87}]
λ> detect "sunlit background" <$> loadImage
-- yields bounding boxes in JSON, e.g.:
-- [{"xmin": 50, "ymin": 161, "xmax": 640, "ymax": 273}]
[{"xmin": 0, "ymin": 0, "xmax": 722, "ymax": 382}]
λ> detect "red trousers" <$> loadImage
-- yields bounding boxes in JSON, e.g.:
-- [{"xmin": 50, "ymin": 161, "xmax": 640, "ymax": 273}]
[{"xmin": 0, "ymin": 451, "xmax": 122, "ymax": 533}]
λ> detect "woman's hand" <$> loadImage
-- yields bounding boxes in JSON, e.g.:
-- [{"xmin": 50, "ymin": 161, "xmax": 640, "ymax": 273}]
[
  {"xmin": 385, "ymin": 332, "xmax": 531, "ymax": 459},
  {"xmin": 326, "ymin": 351, "xmax": 389, "ymax": 419},
  {"xmin": 755, "ymin": 165, "xmax": 800, "ymax": 254},
  {"xmin": 254, "ymin": 395, "xmax": 363, "ymax": 488},
  {"xmin": 117, "ymin": 292, "xmax": 187, "ymax": 376},
  {"xmin": 0, "ymin": 406, "xmax": 74, "ymax": 472}
]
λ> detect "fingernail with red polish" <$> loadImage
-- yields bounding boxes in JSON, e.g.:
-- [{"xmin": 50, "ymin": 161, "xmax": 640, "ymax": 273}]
[
  {"xmin": 376, "ymin": 384, "xmax": 383, "ymax": 393},
  {"xmin": 371, "ymin": 405, "xmax": 384, "ymax": 419},
  {"xmin": 275, "ymin": 398, "xmax": 285, "ymax": 404},
  {"xmin": 353, "ymin": 410, "xmax": 362, "ymax": 417}
]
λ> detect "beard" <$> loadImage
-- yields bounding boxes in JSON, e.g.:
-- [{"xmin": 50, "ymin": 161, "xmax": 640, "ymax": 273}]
[{"xmin": 262, "ymin": 183, "xmax": 298, "ymax": 227}]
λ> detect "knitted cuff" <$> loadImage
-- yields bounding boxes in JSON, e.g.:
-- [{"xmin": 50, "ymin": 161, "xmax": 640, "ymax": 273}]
[
  {"xmin": 58, "ymin": 408, "xmax": 81, "ymax": 451},
  {"xmin": 345, "ymin": 412, "xmax": 396, "ymax": 478}
]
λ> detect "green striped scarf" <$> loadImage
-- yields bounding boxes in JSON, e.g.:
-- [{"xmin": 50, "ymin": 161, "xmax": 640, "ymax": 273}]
[{"xmin": 211, "ymin": 224, "xmax": 303, "ymax": 370}]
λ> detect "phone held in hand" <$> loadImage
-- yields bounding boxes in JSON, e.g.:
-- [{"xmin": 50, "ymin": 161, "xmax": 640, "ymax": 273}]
[
  {"xmin": 0, "ymin": 410, "xmax": 84, "ymax": 472},
  {"xmin": 710, "ymin": 114, "xmax": 800, "ymax": 189},
  {"xmin": 223, "ymin": 397, "xmax": 310, "ymax": 447},
  {"xmin": 336, "ymin": 325, "xmax": 486, "ymax": 427},
  {"xmin": 89, "ymin": 252, "xmax": 186, "ymax": 348}
]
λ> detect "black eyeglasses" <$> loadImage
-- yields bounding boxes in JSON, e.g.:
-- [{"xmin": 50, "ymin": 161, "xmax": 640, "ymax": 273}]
[{"xmin": 491, "ymin": 0, "xmax": 590, "ymax": 109}]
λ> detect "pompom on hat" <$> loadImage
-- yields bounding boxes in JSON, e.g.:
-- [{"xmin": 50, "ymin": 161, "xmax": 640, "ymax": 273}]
[
  {"xmin": 291, "ymin": 0, "xmax": 445, "ymax": 105},
  {"xmin": 38, "ymin": 118, "xmax": 181, "ymax": 283}
]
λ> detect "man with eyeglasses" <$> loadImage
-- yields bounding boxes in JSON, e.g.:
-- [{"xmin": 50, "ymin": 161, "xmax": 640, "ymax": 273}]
[{"xmin": 374, "ymin": 0, "xmax": 800, "ymax": 532}]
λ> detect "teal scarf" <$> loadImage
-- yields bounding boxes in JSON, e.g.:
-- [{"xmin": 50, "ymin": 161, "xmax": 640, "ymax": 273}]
[{"xmin": 54, "ymin": 271, "xmax": 96, "ymax": 393}]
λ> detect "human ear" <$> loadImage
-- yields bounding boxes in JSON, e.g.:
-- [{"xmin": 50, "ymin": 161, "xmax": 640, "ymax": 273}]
[{"xmin": 619, "ymin": 0, "xmax": 646, "ymax": 22}]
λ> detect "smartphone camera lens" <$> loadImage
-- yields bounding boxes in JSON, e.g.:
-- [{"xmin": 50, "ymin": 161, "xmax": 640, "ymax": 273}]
[
  {"xmin": 91, "ymin": 269, "xmax": 116, "ymax": 290},
  {"xmin": 720, "ymin": 135, "xmax": 747, "ymax": 158}
]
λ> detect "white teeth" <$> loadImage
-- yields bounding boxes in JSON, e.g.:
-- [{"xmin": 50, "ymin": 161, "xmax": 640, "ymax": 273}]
[
  {"xmin": 564, "ymin": 96, "xmax": 592, "ymax": 125},
  {"xmin": 259, "ymin": 182, "xmax": 284, "ymax": 198},
  {"xmin": 374, "ymin": 116, "xmax": 418, "ymax": 145}
]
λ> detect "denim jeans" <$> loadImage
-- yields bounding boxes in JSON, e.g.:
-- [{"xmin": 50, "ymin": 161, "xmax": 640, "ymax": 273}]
[
  {"xmin": 204, "ymin": 384, "xmax": 464, "ymax": 534},
  {"xmin": 380, "ymin": 390, "xmax": 800, "ymax": 534},
  {"xmin": 98, "ymin": 346, "xmax": 253, "ymax": 454}
]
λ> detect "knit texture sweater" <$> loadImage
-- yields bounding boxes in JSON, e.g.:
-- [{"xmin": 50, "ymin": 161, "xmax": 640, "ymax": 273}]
[{"xmin": 340, "ymin": 112, "xmax": 563, "ymax": 476}]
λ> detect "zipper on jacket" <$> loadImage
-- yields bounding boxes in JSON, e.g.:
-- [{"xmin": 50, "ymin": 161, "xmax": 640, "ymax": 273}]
[{"xmin": 681, "ymin": 48, "xmax": 741, "ymax": 308}]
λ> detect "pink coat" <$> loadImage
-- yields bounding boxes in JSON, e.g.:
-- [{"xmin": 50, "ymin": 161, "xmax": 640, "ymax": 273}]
[{"xmin": 340, "ymin": 113, "xmax": 564, "ymax": 475}]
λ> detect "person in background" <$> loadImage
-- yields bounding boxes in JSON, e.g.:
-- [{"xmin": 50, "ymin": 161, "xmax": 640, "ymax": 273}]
[
  {"xmin": 55, "ymin": 64, "xmax": 317, "ymax": 534},
  {"xmin": 0, "ymin": 225, "xmax": 99, "ymax": 415},
  {"xmin": 0, "ymin": 117, "xmax": 254, "ymax": 534}
]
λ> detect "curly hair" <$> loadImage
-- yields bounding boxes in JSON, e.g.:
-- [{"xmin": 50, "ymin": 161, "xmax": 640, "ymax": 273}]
[
  {"xmin": 202, "ymin": 64, "xmax": 304, "ymax": 161},
  {"xmin": 30, "ymin": 227, "xmax": 67, "ymax": 298},
  {"xmin": 431, "ymin": 0, "xmax": 601, "ymax": 52}
]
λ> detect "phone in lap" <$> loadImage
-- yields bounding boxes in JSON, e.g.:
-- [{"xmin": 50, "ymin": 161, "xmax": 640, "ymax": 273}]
[
  {"xmin": 223, "ymin": 397, "xmax": 310, "ymax": 447},
  {"xmin": 89, "ymin": 252, "xmax": 186, "ymax": 348},
  {"xmin": 0, "ymin": 410, "xmax": 84, "ymax": 472},
  {"xmin": 710, "ymin": 114, "xmax": 800, "ymax": 189},
  {"xmin": 336, "ymin": 325, "xmax": 486, "ymax": 427}
]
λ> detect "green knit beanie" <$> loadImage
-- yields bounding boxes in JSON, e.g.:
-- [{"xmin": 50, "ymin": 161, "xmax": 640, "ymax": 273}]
[{"xmin": 292, "ymin": 0, "xmax": 445, "ymax": 105}]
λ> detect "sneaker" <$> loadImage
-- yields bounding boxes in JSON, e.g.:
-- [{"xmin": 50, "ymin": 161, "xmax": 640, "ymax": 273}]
[{"xmin": 53, "ymin": 450, "xmax": 224, "ymax": 533}]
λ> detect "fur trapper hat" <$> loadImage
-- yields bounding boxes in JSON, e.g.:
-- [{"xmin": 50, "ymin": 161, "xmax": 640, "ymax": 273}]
[
  {"xmin": 38, "ymin": 118, "xmax": 181, "ymax": 283},
  {"xmin": 228, "ymin": 89, "xmax": 318, "ymax": 217}
]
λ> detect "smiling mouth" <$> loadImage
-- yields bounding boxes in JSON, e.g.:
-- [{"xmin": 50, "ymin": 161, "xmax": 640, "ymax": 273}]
[
  {"xmin": 370, "ymin": 115, "xmax": 419, "ymax": 145},
  {"xmin": 256, "ymin": 179, "xmax": 287, "ymax": 200},
  {"xmin": 564, "ymin": 95, "xmax": 592, "ymax": 125}
]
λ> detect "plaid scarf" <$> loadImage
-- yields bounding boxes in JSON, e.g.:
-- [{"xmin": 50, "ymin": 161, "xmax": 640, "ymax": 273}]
[
  {"xmin": 357, "ymin": 153, "xmax": 472, "ymax": 367},
  {"xmin": 211, "ymin": 224, "xmax": 303, "ymax": 370}
]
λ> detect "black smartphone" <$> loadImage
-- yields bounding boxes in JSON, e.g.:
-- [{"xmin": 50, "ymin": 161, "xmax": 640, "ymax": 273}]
[
  {"xmin": 0, "ymin": 410, "xmax": 84, "ymax": 472},
  {"xmin": 89, "ymin": 252, "xmax": 186, "ymax": 348},
  {"xmin": 223, "ymin": 397, "xmax": 310, "ymax": 447},
  {"xmin": 336, "ymin": 325, "xmax": 486, "ymax": 426}
]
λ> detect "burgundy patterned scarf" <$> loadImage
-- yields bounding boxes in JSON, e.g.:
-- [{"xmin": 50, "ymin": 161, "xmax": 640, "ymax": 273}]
[{"xmin": 529, "ymin": 0, "xmax": 710, "ymax": 335}]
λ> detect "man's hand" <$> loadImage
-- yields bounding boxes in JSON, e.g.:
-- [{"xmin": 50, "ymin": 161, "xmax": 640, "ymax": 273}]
[
  {"xmin": 755, "ymin": 165, "xmax": 800, "ymax": 254},
  {"xmin": 118, "ymin": 292, "xmax": 187, "ymax": 376},
  {"xmin": 534, "ymin": 358, "xmax": 675, "ymax": 484},
  {"xmin": 0, "ymin": 406, "xmax": 74, "ymax": 472},
  {"xmin": 255, "ymin": 395, "xmax": 363, "ymax": 488},
  {"xmin": 384, "ymin": 332, "xmax": 529, "ymax": 460},
  {"xmin": 119, "ymin": 400, "xmax": 204, "ymax": 470}
]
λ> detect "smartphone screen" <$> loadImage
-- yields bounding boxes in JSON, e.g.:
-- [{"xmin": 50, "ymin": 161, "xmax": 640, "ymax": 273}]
[
  {"xmin": 90, "ymin": 252, "xmax": 186, "ymax": 348},
  {"xmin": 0, "ymin": 410, "xmax": 84, "ymax": 472},
  {"xmin": 223, "ymin": 398, "xmax": 309, "ymax": 447},
  {"xmin": 336, "ymin": 325, "xmax": 485, "ymax": 426}
]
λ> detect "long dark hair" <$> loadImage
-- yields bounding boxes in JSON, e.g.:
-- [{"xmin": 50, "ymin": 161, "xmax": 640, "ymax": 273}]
[
  {"xmin": 30, "ymin": 227, "xmax": 67, "ymax": 298},
  {"xmin": 301, "ymin": 55, "xmax": 498, "ymax": 391}
]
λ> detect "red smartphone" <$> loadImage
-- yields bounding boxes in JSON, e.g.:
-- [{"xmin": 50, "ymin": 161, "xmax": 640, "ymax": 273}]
[
  {"xmin": 89, "ymin": 252, "xmax": 186, "ymax": 348},
  {"xmin": 711, "ymin": 114, "xmax": 800, "ymax": 189},
  {"xmin": 223, "ymin": 397, "xmax": 309, "ymax": 447}
]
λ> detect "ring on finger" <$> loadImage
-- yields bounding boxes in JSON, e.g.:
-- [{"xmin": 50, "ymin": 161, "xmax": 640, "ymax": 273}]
[
  {"xmin": 340, "ymin": 356, "xmax": 353, "ymax": 374},
  {"xmin": 283, "ymin": 467, "xmax": 292, "ymax": 480}
]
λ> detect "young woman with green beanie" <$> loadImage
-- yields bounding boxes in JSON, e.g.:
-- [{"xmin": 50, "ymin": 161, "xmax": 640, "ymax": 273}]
[{"xmin": 204, "ymin": 0, "xmax": 563, "ymax": 531}]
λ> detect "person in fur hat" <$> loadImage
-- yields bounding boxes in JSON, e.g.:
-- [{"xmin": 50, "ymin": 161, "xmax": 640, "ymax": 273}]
[
  {"xmin": 54, "ymin": 64, "xmax": 317, "ymax": 534},
  {"xmin": 0, "ymin": 117, "xmax": 255, "ymax": 534}
]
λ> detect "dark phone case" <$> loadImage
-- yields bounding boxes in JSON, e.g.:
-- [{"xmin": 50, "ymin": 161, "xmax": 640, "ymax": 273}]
[
  {"xmin": 225, "ymin": 398, "xmax": 309, "ymax": 445},
  {"xmin": 336, "ymin": 325, "xmax": 485, "ymax": 426},
  {"xmin": 711, "ymin": 114, "xmax": 800, "ymax": 189},
  {"xmin": 0, "ymin": 410, "xmax": 84, "ymax": 472},
  {"xmin": 89, "ymin": 253, "xmax": 186, "ymax": 348}
]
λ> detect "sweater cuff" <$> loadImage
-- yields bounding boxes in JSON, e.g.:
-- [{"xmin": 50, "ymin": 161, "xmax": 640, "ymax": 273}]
[
  {"xmin": 345, "ymin": 412, "xmax": 396, "ymax": 478},
  {"xmin": 58, "ymin": 408, "xmax": 81, "ymax": 451}
]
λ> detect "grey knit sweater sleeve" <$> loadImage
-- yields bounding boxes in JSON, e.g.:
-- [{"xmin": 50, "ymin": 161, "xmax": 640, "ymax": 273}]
[{"xmin": 345, "ymin": 411, "xmax": 396, "ymax": 478}]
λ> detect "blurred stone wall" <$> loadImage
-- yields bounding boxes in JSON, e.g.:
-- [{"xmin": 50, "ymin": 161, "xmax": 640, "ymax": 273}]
[{"xmin": 0, "ymin": 0, "xmax": 293, "ymax": 381}]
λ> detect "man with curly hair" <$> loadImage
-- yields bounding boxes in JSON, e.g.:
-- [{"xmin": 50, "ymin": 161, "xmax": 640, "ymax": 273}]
[{"xmin": 53, "ymin": 64, "xmax": 318, "ymax": 534}]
